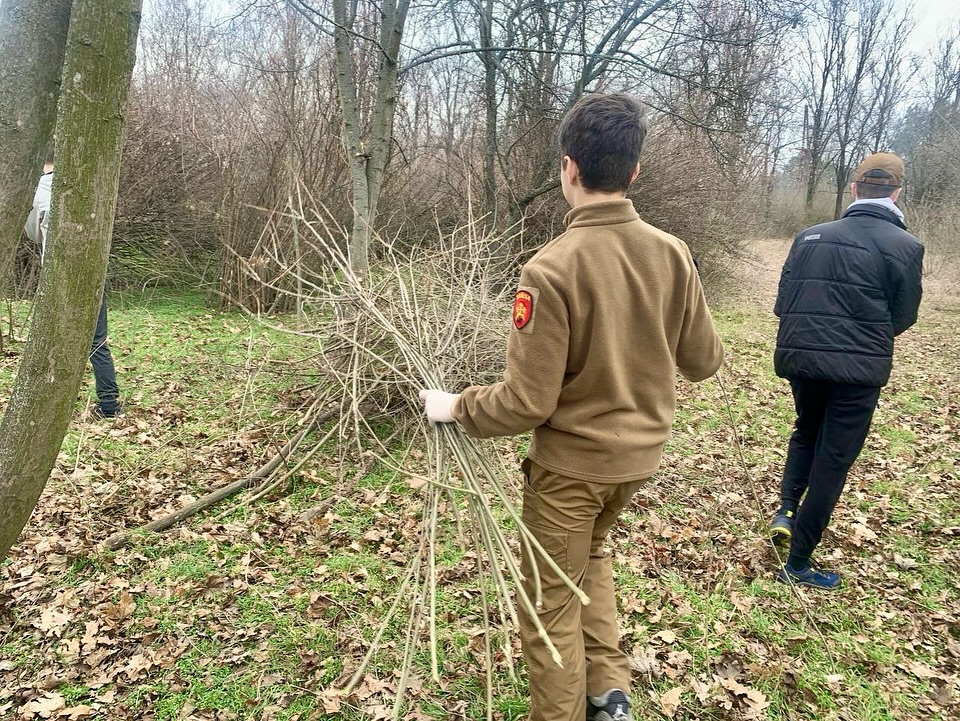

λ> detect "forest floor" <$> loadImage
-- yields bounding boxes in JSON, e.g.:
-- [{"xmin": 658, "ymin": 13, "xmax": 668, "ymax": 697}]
[{"xmin": 0, "ymin": 240, "xmax": 958, "ymax": 721}]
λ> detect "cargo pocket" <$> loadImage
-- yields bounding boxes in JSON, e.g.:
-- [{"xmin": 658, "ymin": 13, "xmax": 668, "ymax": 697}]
[{"xmin": 520, "ymin": 522, "xmax": 571, "ymax": 613}]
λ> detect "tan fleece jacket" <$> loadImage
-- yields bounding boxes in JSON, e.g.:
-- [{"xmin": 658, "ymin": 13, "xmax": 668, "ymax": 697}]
[{"xmin": 453, "ymin": 199, "xmax": 724, "ymax": 482}]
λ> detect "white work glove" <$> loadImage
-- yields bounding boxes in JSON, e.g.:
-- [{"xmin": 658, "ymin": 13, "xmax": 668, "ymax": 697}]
[{"xmin": 418, "ymin": 389, "xmax": 460, "ymax": 424}]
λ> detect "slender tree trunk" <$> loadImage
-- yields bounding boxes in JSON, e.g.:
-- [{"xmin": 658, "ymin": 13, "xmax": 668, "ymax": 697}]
[
  {"xmin": 833, "ymin": 146, "xmax": 847, "ymax": 219},
  {"xmin": 0, "ymin": 0, "xmax": 142, "ymax": 560},
  {"xmin": 804, "ymin": 95, "xmax": 831, "ymax": 209},
  {"xmin": 332, "ymin": 0, "xmax": 368, "ymax": 279},
  {"xmin": 331, "ymin": 0, "xmax": 408, "ymax": 280},
  {"xmin": 363, "ymin": 0, "xmax": 410, "ymax": 256},
  {"xmin": 831, "ymin": 0, "xmax": 888, "ymax": 219},
  {"xmin": 480, "ymin": 0, "xmax": 498, "ymax": 225},
  {"xmin": 803, "ymin": 0, "xmax": 846, "ymax": 210},
  {"xmin": 0, "ymin": 0, "xmax": 73, "ymax": 287},
  {"xmin": 285, "ymin": 3, "xmax": 303, "ymax": 322}
]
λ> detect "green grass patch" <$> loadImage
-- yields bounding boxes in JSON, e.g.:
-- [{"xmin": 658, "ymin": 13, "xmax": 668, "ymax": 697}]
[{"xmin": 1, "ymin": 286, "xmax": 957, "ymax": 721}]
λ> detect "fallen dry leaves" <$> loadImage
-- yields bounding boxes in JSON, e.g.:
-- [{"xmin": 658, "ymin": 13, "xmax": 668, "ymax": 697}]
[{"xmin": 0, "ymin": 247, "xmax": 957, "ymax": 719}]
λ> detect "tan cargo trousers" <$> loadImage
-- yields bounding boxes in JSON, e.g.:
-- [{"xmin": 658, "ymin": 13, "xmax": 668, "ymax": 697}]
[{"xmin": 519, "ymin": 458, "xmax": 647, "ymax": 721}]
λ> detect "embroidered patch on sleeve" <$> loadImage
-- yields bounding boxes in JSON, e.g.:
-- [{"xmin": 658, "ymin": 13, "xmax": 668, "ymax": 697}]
[{"xmin": 513, "ymin": 290, "xmax": 535, "ymax": 330}]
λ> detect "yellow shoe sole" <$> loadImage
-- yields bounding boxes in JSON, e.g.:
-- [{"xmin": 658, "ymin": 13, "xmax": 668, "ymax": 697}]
[{"xmin": 770, "ymin": 526, "xmax": 792, "ymax": 547}]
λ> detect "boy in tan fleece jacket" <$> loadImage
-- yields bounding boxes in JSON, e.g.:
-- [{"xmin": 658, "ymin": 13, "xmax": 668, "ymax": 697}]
[{"xmin": 419, "ymin": 93, "xmax": 723, "ymax": 721}]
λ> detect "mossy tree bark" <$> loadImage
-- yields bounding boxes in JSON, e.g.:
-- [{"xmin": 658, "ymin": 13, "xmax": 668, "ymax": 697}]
[
  {"xmin": 0, "ymin": 0, "xmax": 142, "ymax": 560},
  {"xmin": 0, "ymin": 0, "xmax": 73, "ymax": 286}
]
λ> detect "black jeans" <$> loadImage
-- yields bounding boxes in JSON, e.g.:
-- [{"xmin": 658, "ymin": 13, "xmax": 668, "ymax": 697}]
[
  {"xmin": 90, "ymin": 293, "xmax": 120, "ymax": 410},
  {"xmin": 781, "ymin": 378, "xmax": 881, "ymax": 567}
]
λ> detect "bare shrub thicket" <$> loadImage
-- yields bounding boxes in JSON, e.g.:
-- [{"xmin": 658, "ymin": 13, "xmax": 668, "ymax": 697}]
[
  {"xmin": 109, "ymin": 1, "xmax": 349, "ymax": 309},
  {"xmin": 762, "ymin": 185, "xmax": 838, "ymax": 239},
  {"xmin": 908, "ymin": 206, "xmax": 960, "ymax": 297},
  {"xmin": 890, "ymin": 28, "xmax": 960, "ymax": 287},
  {"xmin": 85, "ymin": 0, "xmax": 809, "ymax": 303}
]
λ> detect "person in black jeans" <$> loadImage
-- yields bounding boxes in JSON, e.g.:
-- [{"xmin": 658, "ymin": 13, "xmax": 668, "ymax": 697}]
[
  {"xmin": 24, "ymin": 158, "xmax": 122, "ymax": 418},
  {"xmin": 770, "ymin": 153, "xmax": 924, "ymax": 589},
  {"xmin": 88, "ymin": 295, "xmax": 121, "ymax": 417}
]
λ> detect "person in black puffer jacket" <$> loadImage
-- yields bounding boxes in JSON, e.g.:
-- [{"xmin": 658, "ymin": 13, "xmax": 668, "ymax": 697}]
[{"xmin": 769, "ymin": 153, "xmax": 924, "ymax": 590}]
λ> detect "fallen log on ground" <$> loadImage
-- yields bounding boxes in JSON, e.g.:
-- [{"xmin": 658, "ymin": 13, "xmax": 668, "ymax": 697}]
[{"xmin": 102, "ymin": 407, "xmax": 337, "ymax": 551}]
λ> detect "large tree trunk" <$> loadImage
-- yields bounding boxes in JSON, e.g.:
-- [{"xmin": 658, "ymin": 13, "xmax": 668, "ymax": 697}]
[
  {"xmin": 0, "ymin": 0, "xmax": 142, "ymax": 561},
  {"xmin": 0, "ymin": 0, "xmax": 73, "ymax": 287}
]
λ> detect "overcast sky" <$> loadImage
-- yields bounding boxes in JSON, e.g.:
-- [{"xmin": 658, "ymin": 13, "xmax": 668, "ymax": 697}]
[
  {"xmin": 133, "ymin": 0, "xmax": 960, "ymax": 57},
  {"xmin": 905, "ymin": 0, "xmax": 960, "ymax": 55},
  {"xmin": 2, "ymin": 0, "xmax": 956, "ymax": 70}
]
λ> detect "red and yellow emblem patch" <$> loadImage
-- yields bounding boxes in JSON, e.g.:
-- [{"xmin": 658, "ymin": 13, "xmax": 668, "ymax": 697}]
[{"xmin": 513, "ymin": 290, "xmax": 534, "ymax": 330}]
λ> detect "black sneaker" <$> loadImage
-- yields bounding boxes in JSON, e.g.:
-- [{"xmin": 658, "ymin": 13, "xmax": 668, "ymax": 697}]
[
  {"xmin": 93, "ymin": 400, "xmax": 124, "ymax": 419},
  {"xmin": 588, "ymin": 689, "xmax": 631, "ymax": 721}
]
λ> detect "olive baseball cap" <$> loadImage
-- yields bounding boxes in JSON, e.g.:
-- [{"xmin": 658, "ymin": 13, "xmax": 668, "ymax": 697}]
[{"xmin": 852, "ymin": 152, "xmax": 904, "ymax": 187}]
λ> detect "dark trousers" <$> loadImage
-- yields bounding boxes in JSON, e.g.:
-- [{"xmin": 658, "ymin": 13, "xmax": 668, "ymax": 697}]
[
  {"xmin": 90, "ymin": 293, "xmax": 120, "ymax": 408},
  {"xmin": 781, "ymin": 378, "xmax": 880, "ymax": 567}
]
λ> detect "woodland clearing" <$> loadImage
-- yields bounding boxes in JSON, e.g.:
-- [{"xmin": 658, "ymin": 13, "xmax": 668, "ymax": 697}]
[{"xmin": 0, "ymin": 239, "xmax": 957, "ymax": 721}]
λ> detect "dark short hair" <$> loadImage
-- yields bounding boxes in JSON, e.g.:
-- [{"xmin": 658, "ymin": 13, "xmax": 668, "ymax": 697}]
[
  {"xmin": 855, "ymin": 173, "xmax": 898, "ymax": 199},
  {"xmin": 558, "ymin": 93, "xmax": 647, "ymax": 192}
]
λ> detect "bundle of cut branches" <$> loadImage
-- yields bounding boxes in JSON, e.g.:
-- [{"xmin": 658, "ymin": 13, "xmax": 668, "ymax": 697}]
[{"xmin": 240, "ymin": 191, "xmax": 586, "ymax": 719}]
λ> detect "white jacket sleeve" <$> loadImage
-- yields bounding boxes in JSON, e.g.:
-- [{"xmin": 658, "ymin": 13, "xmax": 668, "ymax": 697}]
[
  {"xmin": 24, "ymin": 206, "xmax": 41, "ymax": 245},
  {"xmin": 24, "ymin": 173, "xmax": 53, "ymax": 259}
]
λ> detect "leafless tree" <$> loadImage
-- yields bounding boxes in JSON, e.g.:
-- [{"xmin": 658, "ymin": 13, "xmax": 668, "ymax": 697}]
[
  {"xmin": 55, "ymin": 0, "xmax": 951, "ymax": 305},
  {"xmin": 866, "ymin": 10, "xmax": 913, "ymax": 153},
  {"xmin": 800, "ymin": 0, "xmax": 845, "ymax": 209},
  {"xmin": 894, "ymin": 24, "xmax": 960, "ymax": 205},
  {"xmin": 287, "ymin": 0, "xmax": 411, "ymax": 278},
  {"xmin": 830, "ymin": 0, "xmax": 890, "ymax": 219}
]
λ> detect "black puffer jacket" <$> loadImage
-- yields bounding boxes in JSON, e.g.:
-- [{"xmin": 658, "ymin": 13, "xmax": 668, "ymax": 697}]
[{"xmin": 774, "ymin": 203, "xmax": 924, "ymax": 387}]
